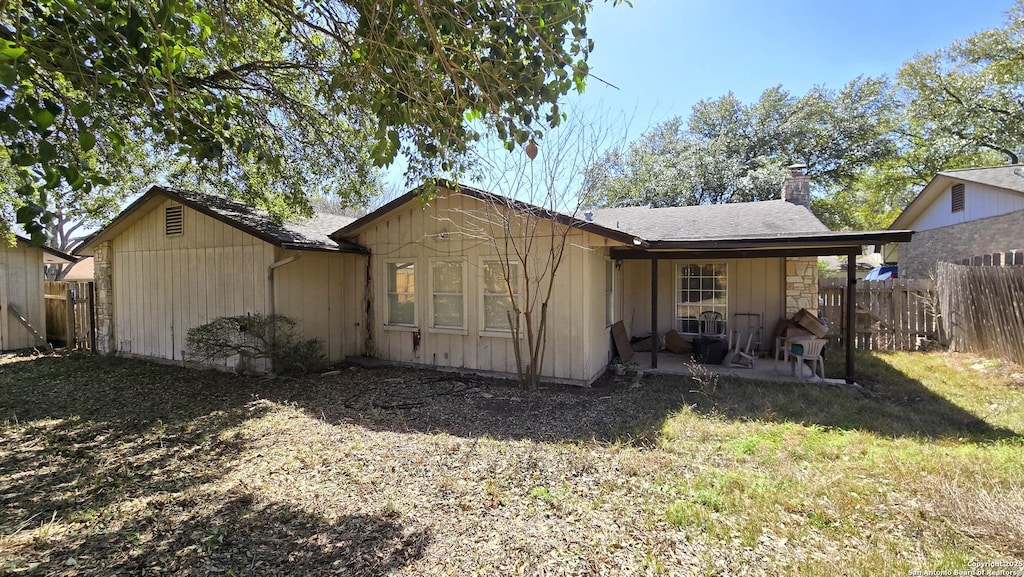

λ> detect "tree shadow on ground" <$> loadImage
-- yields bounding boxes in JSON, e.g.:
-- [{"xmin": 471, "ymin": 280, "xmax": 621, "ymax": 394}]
[
  {"xmin": 0, "ymin": 355, "xmax": 274, "ymax": 525},
  {"xmin": 38, "ymin": 495, "xmax": 430, "ymax": 576},
  {"xmin": 1, "ymin": 355, "xmax": 429, "ymax": 576},
  {"xmin": 290, "ymin": 356, "xmax": 1021, "ymax": 445}
]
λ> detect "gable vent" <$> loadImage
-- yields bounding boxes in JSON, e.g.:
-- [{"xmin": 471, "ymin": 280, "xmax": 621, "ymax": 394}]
[
  {"xmin": 165, "ymin": 205, "xmax": 184, "ymax": 236},
  {"xmin": 951, "ymin": 183, "xmax": 965, "ymax": 213}
]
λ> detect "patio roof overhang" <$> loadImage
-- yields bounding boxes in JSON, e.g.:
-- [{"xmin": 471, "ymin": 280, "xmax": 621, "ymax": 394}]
[{"xmin": 609, "ymin": 230, "xmax": 914, "ymax": 260}]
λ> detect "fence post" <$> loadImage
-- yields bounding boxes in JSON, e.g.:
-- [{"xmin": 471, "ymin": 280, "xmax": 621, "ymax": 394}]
[
  {"xmin": 87, "ymin": 282, "xmax": 97, "ymax": 352},
  {"xmin": 65, "ymin": 286, "xmax": 75, "ymax": 349},
  {"xmin": 845, "ymin": 253, "xmax": 856, "ymax": 383}
]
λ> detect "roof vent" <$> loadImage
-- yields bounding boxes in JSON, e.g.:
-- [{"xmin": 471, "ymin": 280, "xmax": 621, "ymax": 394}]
[
  {"xmin": 165, "ymin": 205, "xmax": 184, "ymax": 236},
  {"xmin": 583, "ymin": 210, "xmax": 594, "ymax": 222}
]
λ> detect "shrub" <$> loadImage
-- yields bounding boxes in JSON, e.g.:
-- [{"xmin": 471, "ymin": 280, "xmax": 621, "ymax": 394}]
[{"xmin": 186, "ymin": 313, "xmax": 324, "ymax": 375}]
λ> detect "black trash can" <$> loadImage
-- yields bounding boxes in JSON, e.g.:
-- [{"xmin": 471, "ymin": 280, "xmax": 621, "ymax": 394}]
[{"xmin": 693, "ymin": 337, "xmax": 728, "ymax": 365}]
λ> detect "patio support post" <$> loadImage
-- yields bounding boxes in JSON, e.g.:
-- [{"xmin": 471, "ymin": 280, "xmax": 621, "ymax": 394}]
[
  {"xmin": 845, "ymin": 252, "xmax": 856, "ymax": 383},
  {"xmin": 651, "ymin": 256, "xmax": 658, "ymax": 369}
]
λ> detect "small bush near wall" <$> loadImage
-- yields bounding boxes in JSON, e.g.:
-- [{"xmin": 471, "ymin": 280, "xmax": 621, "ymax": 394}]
[{"xmin": 186, "ymin": 313, "xmax": 325, "ymax": 376}]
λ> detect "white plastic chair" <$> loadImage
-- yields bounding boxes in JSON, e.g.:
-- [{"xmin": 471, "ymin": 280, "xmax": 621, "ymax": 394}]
[
  {"xmin": 727, "ymin": 330, "xmax": 755, "ymax": 368},
  {"xmin": 790, "ymin": 338, "xmax": 827, "ymax": 380}
]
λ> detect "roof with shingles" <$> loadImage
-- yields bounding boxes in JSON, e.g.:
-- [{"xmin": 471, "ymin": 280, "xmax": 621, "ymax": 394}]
[
  {"xmin": 890, "ymin": 165, "xmax": 1024, "ymax": 230},
  {"xmin": 166, "ymin": 188, "xmax": 360, "ymax": 251},
  {"xmin": 936, "ymin": 165, "xmax": 1024, "ymax": 193},
  {"xmin": 589, "ymin": 199, "xmax": 830, "ymax": 241},
  {"xmin": 77, "ymin": 186, "xmax": 366, "ymax": 255}
]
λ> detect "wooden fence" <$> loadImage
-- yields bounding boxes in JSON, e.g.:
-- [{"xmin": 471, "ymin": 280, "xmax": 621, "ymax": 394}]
[
  {"xmin": 44, "ymin": 281, "xmax": 95, "ymax": 350},
  {"xmin": 935, "ymin": 262, "xmax": 1024, "ymax": 366},
  {"xmin": 819, "ymin": 278, "xmax": 939, "ymax": 351}
]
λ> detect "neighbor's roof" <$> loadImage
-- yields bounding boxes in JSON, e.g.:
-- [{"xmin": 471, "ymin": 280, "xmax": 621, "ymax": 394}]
[
  {"xmin": 58, "ymin": 255, "xmax": 94, "ymax": 280},
  {"xmin": 76, "ymin": 186, "xmax": 367, "ymax": 256},
  {"xmin": 11, "ymin": 234, "xmax": 76, "ymax": 264},
  {"xmin": 590, "ymin": 199, "xmax": 829, "ymax": 241},
  {"xmin": 890, "ymin": 165, "xmax": 1024, "ymax": 230}
]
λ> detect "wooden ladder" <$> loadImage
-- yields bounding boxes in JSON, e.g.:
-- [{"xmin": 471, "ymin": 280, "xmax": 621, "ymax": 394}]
[{"xmin": 7, "ymin": 303, "xmax": 52, "ymax": 351}]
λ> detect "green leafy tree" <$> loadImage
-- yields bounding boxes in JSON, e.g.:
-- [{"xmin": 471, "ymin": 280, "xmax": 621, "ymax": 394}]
[
  {"xmin": 897, "ymin": 1, "xmax": 1024, "ymax": 165},
  {"xmin": 1, "ymin": 0, "xmax": 613, "ymax": 243},
  {"xmin": 586, "ymin": 77, "xmax": 898, "ymax": 217}
]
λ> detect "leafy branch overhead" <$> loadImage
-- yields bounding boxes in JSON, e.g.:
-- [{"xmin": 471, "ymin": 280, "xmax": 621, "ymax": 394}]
[{"xmin": 1, "ymin": 0, "xmax": 612, "ymax": 243}]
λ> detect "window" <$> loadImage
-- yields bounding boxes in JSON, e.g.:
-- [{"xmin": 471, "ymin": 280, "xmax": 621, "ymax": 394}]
[
  {"xmin": 386, "ymin": 262, "xmax": 416, "ymax": 326},
  {"xmin": 431, "ymin": 260, "xmax": 464, "ymax": 329},
  {"xmin": 605, "ymin": 260, "xmax": 614, "ymax": 326},
  {"xmin": 165, "ymin": 205, "xmax": 184, "ymax": 236},
  {"xmin": 951, "ymin": 183, "xmax": 965, "ymax": 213},
  {"xmin": 675, "ymin": 263, "xmax": 728, "ymax": 334},
  {"xmin": 483, "ymin": 260, "xmax": 518, "ymax": 331}
]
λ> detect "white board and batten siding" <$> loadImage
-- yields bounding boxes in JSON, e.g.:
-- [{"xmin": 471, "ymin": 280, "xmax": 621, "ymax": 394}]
[
  {"xmin": 356, "ymin": 189, "xmax": 616, "ymax": 384},
  {"xmin": 110, "ymin": 198, "xmax": 364, "ymax": 367},
  {"xmin": 912, "ymin": 182, "xmax": 1024, "ymax": 231},
  {"xmin": 274, "ymin": 251, "xmax": 366, "ymax": 362},
  {"xmin": 0, "ymin": 243, "xmax": 46, "ymax": 351}
]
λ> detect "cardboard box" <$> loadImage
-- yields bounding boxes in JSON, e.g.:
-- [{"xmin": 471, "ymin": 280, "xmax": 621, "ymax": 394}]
[{"xmin": 792, "ymin": 308, "xmax": 828, "ymax": 338}]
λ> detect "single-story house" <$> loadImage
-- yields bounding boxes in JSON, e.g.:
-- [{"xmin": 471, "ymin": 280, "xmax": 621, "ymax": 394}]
[
  {"xmin": 329, "ymin": 170, "xmax": 911, "ymax": 384},
  {"xmin": 888, "ymin": 165, "xmax": 1024, "ymax": 277},
  {"xmin": 1, "ymin": 235, "xmax": 75, "ymax": 350},
  {"xmin": 75, "ymin": 186, "xmax": 368, "ymax": 369},
  {"xmin": 80, "ymin": 172, "xmax": 911, "ymax": 384}
]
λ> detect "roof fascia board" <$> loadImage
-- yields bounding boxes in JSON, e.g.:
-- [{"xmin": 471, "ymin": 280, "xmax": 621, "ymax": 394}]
[{"xmin": 13, "ymin": 235, "xmax": 77, "ymax": 263}]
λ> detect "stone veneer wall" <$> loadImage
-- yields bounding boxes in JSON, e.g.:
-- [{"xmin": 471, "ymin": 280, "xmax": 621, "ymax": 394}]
[
  {"xmin": 93, "ymin": 241, "xmax": 115, "ymax": 354},
  {"xmin": 898, "ymin": 210, "xmax": 1024, "ymax": 279},
  {"xmin": 785, "ymin": 256, "xmax": 818, "ymax": 316}
]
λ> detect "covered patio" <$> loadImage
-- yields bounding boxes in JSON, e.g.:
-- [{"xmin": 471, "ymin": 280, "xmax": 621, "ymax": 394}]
[
  {"xmin": 611, "ymin": 228, "xmax": 913, "ymax": 385},
  {"xmin": 632, "ymin": 350, "xmax": 849, "ymax": 386}
]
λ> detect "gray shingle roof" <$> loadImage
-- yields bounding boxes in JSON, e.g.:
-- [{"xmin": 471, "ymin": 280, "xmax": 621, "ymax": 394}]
[
  {"xmin": 590, "ymin": 199, "xmax": 830, "ymax": 241},
  {"xmin": 938, "ymin": 165, "xmax": 1024, "ymax": 193},
  {"xmin": 165, "ymin": 188, "xmax": 360, "ymax": 252}
]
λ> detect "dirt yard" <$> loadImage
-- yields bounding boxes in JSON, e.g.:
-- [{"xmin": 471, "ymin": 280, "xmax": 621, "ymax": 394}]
[{"xmin": 1, "ymin": 352, "xmax": 1022, "ymax": 575}]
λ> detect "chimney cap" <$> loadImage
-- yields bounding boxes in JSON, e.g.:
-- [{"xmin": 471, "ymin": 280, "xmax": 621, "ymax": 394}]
[{"xmin": 788, "ymin": 163, "xmax": 808, "ymax": 175}]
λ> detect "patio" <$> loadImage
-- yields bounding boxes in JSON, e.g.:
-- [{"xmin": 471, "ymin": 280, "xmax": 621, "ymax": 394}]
[{"xmin": 632, "ymin": 351, "xmax": 851, "ymax": 386}]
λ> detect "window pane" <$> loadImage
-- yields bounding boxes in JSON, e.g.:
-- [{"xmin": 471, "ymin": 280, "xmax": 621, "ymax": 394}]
[
  {"xmin": 484, "ymin": 295, "xmax": 514, "ymax": 330},
  {"xmin": 676, "ymin": 262, "xmax": 727, "ymax": 334},
  {"xmin": 387, "ymin": 262, "xmax": 414, "ymax": 293},
  {"xmin": 432, "ymin": 261, "xmax": 462, "ymax": 293},
  {"xmin": 388, "ymin": 294, "xmax": 415, "ymax": 325},
  {"xmin": 484, "ymin": 261, "xmax": 518, "ymax": 293},
  {"xmin": 433, "ymin": 295, "xmax": 463, "ymax": 328}
]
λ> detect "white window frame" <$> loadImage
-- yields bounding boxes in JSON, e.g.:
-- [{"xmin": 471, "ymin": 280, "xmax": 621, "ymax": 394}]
[
  {"xmin": 480, "ymin": 259, "xmax": 520, "ymax": 334},
  {"xmin": 674, "ymin": 262, "xmax": 728, "ymax": 336},
  {"xmin": 429, "ymin": 258, "xmax": 467, "ymax": 333},
  {"xmin": 384, "ymin": 260, "xmax": 417, "ymax": 328}
]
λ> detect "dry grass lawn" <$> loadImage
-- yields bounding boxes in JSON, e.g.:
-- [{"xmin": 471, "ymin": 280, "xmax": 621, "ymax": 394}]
[{"xmin": 1, "ymin": 351, "xmax": 1022, "ymax": 575}]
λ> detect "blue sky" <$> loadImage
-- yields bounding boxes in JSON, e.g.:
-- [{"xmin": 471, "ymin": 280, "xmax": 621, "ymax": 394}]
[
  {"xmin": 569, "ymin": 0, "xmax": 1015, "ymax": 140},
  {"xmin": 381, "ymin": 1, "xmax": 1016, "ymax": 197}
]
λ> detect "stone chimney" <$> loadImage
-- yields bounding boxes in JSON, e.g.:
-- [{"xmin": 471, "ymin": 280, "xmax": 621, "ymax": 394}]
[{"xmin": 782, "ymin": 163, "xmax": 811, "ymax": 208}]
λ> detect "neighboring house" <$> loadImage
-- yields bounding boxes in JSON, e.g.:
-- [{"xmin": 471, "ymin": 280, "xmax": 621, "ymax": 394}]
[
  {"xmin": 1, "ymin": 235, "xmax": 75, "ymax": 350},
  {"xmin": 80, "ymin": 173, "xmax": 911, "ymax": 384},
  {"xmin": 76, "ymin": 186, "xmax": 368, "ymax": 369},
  {"xmin": 888, "ymin": 166, "xmax": 1024, "ymax": 278}
]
